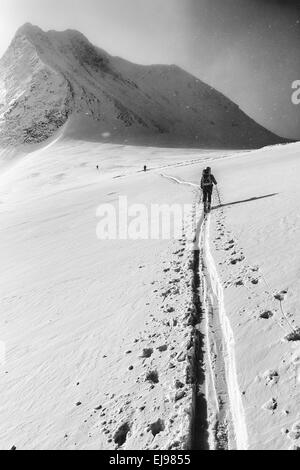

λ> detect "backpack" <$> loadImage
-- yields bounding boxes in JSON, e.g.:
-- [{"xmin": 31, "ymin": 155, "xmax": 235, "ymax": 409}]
[{"xmin": 202, "ymin": 171, "xmax": 212, "ymax": 186}]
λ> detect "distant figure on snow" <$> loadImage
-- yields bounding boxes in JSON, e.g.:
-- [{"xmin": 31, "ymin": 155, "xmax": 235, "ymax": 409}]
[
  {"xmin": 96, "ymin": 165, "xmax": 99, "ymax": 171},
  {"xmin": 201, "ymin": 167, "xmax": 217, "ymax": 213},
  {"xmin": 144, "ymin": 166, "xmax": 147, "ymax": 172}
]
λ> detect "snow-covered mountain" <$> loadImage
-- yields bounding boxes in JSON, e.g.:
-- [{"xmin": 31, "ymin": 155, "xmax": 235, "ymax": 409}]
[{"xmin": 0, "ymin": 23, "xmax": 287, "ymax": 149}]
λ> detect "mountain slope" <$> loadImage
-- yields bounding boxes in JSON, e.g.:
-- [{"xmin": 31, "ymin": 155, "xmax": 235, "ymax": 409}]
[{"xmin": 0, "ymin": 23, "xmax": 287, "ymax": 149}]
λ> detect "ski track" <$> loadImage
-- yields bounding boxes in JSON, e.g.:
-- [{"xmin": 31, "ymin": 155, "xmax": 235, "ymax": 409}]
[
  {"xmin": 198, "ymin": 214, "xmax": 228, "ymax": 449},
  {"xmin": 161, "ymin": 173, "xmax": 248, "ymax": 450},
  {"xmin": 159, "ymin": 173, "xmax": 198, "ymax": 189},
  {"xmin": 204, "ymin": 216, "xmax": 248, "ymax": 450}
]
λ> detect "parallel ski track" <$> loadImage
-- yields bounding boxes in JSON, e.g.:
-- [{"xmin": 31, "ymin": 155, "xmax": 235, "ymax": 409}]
[{"xmin": 161, "ymin": 172, "xmax": 248, "ymax": 450}]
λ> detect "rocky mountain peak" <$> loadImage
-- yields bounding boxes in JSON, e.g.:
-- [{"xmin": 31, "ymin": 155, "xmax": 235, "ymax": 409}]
[{"xmin": 0, "ymin": 25, "xmax": 288, "ymax": 148}]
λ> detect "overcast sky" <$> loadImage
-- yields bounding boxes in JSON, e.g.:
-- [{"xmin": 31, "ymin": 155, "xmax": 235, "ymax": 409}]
[{"xmin": 0, "ymin": 0, "xmax": 299, "ymax": 139}]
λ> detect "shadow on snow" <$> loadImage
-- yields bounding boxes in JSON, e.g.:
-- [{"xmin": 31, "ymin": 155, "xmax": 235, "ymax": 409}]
[{"xmin": 213, "ymin": 193, "xmax": 278, "ymax": 210}]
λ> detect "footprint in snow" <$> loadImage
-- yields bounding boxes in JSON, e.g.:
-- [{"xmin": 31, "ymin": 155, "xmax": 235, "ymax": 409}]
[
  {"xmin": 148, "ymin": 419, "xmax": 165, "ymax": 437},
  {"xmin": 285, "ymin": 328, "xmax": 300, "ymax": 342},
  {"xmin": 114, "ymin": 422, "xmax": 131, "ymax": 447},
  {"xmin": 274, "ymin": 290, "xmax": 288, "ymax": 301},
  {"xmin": 141, "ymin": 348, "xmax": 153, "ymax": 358},
  {"xmin": 175, "ymin": 380, "xmax": 185, "ymax": 390},
  {"xmin": 262, "ymin": 398, "xmax": 278, "ymax": 412},
  {"xmin": 175, "ymin": 390, "xmax": 186, "ymax": 402},
  {"xmin": 263, "ymin": 370, "xmax": 279, "ymax": 386},
  {"xmin": 260, "ymin": 311, "xmax": 274, "ymax": 320},
  {"xmin": 288, "ymin": 422, "xmax": 300, "ymax": 442},
  {"xmin": 146, "ymin": 370, "xmax": 159, "ymax": 384},
  {"xmin": 230, "ymin": 256, "xmax": 244, "ymax": 265}
]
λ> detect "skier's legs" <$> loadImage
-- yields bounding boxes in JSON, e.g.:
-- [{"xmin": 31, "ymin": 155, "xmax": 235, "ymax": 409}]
[
  {"xmin": 203, "ymin": 188, "xmax": 208, "ymax": 211},
  {"xmin": 208, "ymin": 187, "xmax": 213, "ymax": 205},
  {"xmin": 205, "ymin": 186, "xmax": 213, "ymax": 212}
]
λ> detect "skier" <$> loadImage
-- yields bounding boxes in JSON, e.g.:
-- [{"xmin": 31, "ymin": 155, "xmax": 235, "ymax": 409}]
[
  {"xmin": 144, "ymin": 165, "xmax": 147, "ymax": 172},
  {"xmin": 201, "ymin": 167, "xmax": 217, "ymax": 213}
]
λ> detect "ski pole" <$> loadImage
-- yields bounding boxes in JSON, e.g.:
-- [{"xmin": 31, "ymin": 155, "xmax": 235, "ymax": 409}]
[{"xmin": 216, "ymin": 186, "xmax": 222, "ymax": 206}]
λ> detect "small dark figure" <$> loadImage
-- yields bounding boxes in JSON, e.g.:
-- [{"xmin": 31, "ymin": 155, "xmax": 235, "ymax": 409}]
[
  {"xmin": 201, "ymin": 167, "xmax": 217, "ymax": 213},
  {"xmin": 96, "ymin": 165, "xmax": 99, "ymax": 171},
  {"xmin": 144, "ymin": 166, "xmax": 147, "ymax": 172}
]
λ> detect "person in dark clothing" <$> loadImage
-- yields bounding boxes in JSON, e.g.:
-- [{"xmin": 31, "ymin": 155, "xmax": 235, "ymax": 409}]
[
  {"xmin": 200, "ymin": 167, "xmax": 217, "ymax": 213},
  {"xmin": 144, "ymin": 166, "xmax": 147, "ymax": 172}
]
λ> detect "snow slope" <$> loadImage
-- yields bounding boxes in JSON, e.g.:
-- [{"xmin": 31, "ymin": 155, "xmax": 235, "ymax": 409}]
[
  {"xmin": 0, "ymin": 136, "xmax": 299, "ymax": 450},
  {"xmin": 164, "ymin": 141, "xmax": 300, "ymax": 450},
  {"xmin": 0, "ymin": 141, "xmax": 209, "ymax": 450},
  {"xmin": 0, "ymin": 23, "xmax": 287, "ymax": 149}
]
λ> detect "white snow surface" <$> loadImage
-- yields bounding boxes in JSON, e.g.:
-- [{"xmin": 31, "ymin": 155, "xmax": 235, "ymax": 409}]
[
  {"xmin": 165, "ymin": 141, "xmax": 300, "ymax": 450},
  {"xmin": 0, "ymin": 135, "xmax": 299, "ymax": 450}
]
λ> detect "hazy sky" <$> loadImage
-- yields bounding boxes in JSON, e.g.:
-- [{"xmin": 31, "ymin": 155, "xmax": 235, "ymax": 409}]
[{"xmin": 0, "ymin": 0, "xmax": 299, "ymax": 139}]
